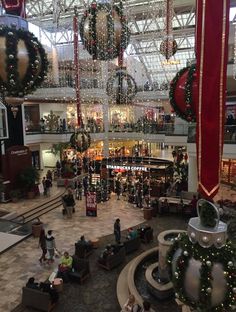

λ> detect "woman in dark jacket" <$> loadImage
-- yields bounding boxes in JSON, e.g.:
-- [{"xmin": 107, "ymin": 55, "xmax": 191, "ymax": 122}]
[
  {"xmin": 63, "ymin": 188, "xmax": 75, "ymax": 218},
  {"xmin": 38, "ymin": 228, "xmax": 47, "ymax": 263},
  {"xmin": 114, "ymin": 218, "xmax": 121, "ymax": 244}
]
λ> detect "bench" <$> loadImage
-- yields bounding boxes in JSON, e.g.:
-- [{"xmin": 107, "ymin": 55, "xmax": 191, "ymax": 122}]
[
  {"xmin": 123, "ymin": 237, "xmax": 141, "ymax": 254},
  {"xmin": 22, "ymin": 287, "xmax": 56, "ymax": 312}
]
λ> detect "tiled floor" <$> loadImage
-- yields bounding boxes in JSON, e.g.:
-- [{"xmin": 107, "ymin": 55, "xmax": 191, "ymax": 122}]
[
  {"xmin": 0, "ymin": 191, "xmax": 144, "ymax": 312},
  {"xmin": 0, "ymin": 172, "xmax": 235, "ymax": 312}
]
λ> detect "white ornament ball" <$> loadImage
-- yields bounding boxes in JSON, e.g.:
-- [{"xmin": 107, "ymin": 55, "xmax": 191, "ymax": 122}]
[
  {"xmin": 207, "ymin": 287, "xmax": 212, "ymax": 294},
  {"xmin": 206, "ymin": 261, "xmax": 212, "ymax": 267},
  {"xmin": 227, "ymin": 261, "xmax": 233, "ymax": 267},
  {"xmin": 233, "ymin": 287, "xmax": 236, "ymax": 293},
  {"xmin": 8, "ymin": 54, "xmax": 14, "ymax": 59},
  {"xmin": 183, "ymin": 251, "xmax": 189, "ymax": 256},
  {"xmin": 202, "ymin": 236, "xmax": 209, "ymax": 243},
  {"xmin": 175, "ymin": 272, "xmax": 179, "ymax": 277}
]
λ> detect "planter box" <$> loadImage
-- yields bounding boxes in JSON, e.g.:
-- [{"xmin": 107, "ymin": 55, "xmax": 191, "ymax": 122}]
[{"xmin": 32, "ymin": 223, "xmax": 43, "ymax": 237}]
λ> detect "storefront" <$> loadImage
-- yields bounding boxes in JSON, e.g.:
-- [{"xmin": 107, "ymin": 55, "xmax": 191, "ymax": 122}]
[
  {"xmin": 221, "ymin": 159, "xmax": 236, "ymax": 185},
  {"xmin": 96, "ymin": 156, "xmax": 173, "ymax": 196}
]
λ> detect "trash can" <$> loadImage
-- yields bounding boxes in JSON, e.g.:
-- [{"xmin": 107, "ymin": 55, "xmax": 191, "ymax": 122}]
[
  {"xmin": 32, "ymin": 222, "xmax": 43, "ymax": 237},
  {"xmin": 143, "ymin": 208, "xmax": 153, "ymax": 220}
]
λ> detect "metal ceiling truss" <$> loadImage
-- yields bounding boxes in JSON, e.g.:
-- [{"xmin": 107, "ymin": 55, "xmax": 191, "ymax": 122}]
[{"xmin": 0, "ymin": 0, "xmax": 197, "ymax": 82}]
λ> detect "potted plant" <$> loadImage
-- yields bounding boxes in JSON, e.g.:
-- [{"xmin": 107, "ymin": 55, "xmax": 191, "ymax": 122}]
[
  {"xmin": 18, "ymin": 166, "xmax": 39, "ymax": 199},
  {"xmin": 10, "ymin": 189, "xmax": 20, "ymax": 203},
  {"xmin": 32, "ymin": 220, "xmax": 43, "ymax": 237}
]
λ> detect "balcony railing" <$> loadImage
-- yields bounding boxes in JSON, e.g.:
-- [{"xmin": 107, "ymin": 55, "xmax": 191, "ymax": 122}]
[
  {"xmin": 187, "ymin": 124, "xmax": 236, "ymax": 144},
  {"xmin": 25, "ymin": 122, "xmax": 188, "ymax": 136}
]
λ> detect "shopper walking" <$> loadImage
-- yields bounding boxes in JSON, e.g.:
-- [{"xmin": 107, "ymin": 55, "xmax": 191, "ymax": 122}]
[
  {"xmin": 63, "ymin": 188, "xmax": 75, "ymax": 218},
  {"xmin": 114, "ymin": 218, "xmax": 121, "ymax": 244},
  {"xmin": 38, "ymin": 228, "xmax": 47, "ymax": 264},
  {"xmin": 45, "ymin": 230, "xmax": 56, "ymax": 264}
]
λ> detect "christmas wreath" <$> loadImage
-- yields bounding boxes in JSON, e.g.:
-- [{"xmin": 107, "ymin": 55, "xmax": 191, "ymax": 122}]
[{"xmin": 106, "ymin": 68, "xmax": 137, "ymax": 104}]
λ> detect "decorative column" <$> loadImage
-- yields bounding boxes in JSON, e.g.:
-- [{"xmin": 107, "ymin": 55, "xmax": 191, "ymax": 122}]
[{"xmin": 188, "ymin": 155, "xmax": 198, "ymax": 192}]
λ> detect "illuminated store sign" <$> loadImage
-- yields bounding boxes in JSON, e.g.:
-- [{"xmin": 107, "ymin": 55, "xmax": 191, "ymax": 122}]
[{"xmin": 106, "ymin": 164, "xmax": 148, "ymax": 172}]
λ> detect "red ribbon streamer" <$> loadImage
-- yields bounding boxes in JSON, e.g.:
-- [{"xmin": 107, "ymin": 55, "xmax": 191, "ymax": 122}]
[
  {"xmin": 1, "ymin": 0, "xmax": 26, "ymax": 17},
  {"xmin": 73, "ymin": 9, "xmax": 81, "ymax": 127},
  {"xmin": 196, "ymin": 0, "xmax": 229, "ymax": 199}
]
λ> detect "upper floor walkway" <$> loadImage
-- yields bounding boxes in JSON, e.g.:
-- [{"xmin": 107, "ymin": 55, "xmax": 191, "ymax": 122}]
[{"xmin": 25, "ymin": 124, "xmax": 236, "ymax": 150}]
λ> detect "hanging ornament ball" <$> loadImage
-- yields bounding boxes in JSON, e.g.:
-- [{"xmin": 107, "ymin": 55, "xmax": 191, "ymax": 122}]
[
  {"xmin": 80, "ymin": 2, "xmax": 130, "ymax": 60},
  {"xmin": 70, "ymin": 128, "xmax": 91, "ymax": 153},
  {"xmin": 167, "ymin": 233, "xmax": 236, "ymax": 311},
  {"xmin": 167, "ymin": 199, "xmax": 235, "ymax": 312},
  {"xmin": 183, "ymin": 250, "xmax": 189, "ymax": 256},
  {"xmin": 169, "ymin": 64, "xmax": 197, "ymax": 122},
  {"xmin": 106, "ymin": 68, "xmax": 137, "ymax": 104},
  {"xmin": 160, "ymin": 37, "xmax": 178, "ymax": 60},
  {"xmin": 0, "ymin": 26, "xmax": 48, "ymax": 97}
]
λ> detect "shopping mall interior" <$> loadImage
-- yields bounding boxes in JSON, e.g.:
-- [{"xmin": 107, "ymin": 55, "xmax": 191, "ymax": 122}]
[{"xmin": 0, "ymin": 0, "xmax": 235, "ymax": 312}]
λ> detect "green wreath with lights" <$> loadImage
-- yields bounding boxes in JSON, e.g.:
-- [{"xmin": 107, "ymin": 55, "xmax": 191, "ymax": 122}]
[
  {"xmin": 106, "ymin": 68, "xmax": 137, "ymax": 104},
  {"xmin": 79, "ymin": 1, "xmax": 130, "ymax": 61},
  {"xmin": 169, "ymin": 64, "xmax": 196, "ymax": 122},
  {"xmin": 0, "ymin": 26, "xmax": 48, "ymax": 97},
  {"xmin": 167, "ymin": 232, "xmax": 236, "ymax": 312},
  {"xmin": 70, "ymin": 130, "xmax": 91, "ymax": 153}
]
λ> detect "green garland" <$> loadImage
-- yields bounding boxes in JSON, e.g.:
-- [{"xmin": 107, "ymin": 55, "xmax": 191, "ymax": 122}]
[
  {"xmin": 70, "ymin": 130, "xmax": 91, "ymax": 153},
  {"xmin": 169, "ymin": 64, "xmax": 196, "ymax": 122},
  {"xmin": 79, "ymin": 1, "xmax": 130, "ymax": 61},
  {"xmin": 167, "ymin": 233, "xmax": 236, "ymax": 312},
  {"xmin": 106, "ymin": 68, "xmax": 137, "ymax": 104},
  {"xmin": 199, "ymin": 201, "xmax": 218, "ymax": 228},
  {"xmin": 0, "ymin": 26, "xmax": 48, "ymax": 97}
]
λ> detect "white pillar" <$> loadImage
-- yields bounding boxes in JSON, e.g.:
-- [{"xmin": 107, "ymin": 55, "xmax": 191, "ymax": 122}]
[
  {"xmin": 52, "ymin": 46, "xmax": 59, "ymax": 85},
  {"xmin": 39, "ymin": 144, "xmax": 44, "ymax": 171},
  {"xmin": 188, "ymin": 155, "xmax": 198, "ymax": 192},
  {"xmin": 101, "ymin": 61, "xmax": 109, "ymax": 157}
]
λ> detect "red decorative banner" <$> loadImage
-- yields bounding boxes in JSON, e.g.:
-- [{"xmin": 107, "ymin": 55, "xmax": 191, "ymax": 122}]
[
  {"xmin": 1, "ymin": 0, "xmax": 26, "ymax": 17},
  {"xmin": 196, "ymin": 0, "xmax": 230, "ymax": 198}
]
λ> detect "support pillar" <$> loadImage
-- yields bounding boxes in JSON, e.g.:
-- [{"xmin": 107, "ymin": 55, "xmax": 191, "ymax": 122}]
[{"xmin": 188, "ymin": 155, "xmax": 198, "ymax": 192}]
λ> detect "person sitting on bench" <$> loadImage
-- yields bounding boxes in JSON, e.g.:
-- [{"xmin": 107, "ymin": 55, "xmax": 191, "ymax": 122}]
[
  {"xmin": 137, "ymin": 225, "xmax": 151, "ymax": 240},
  {"xmin": 57, "ymin": 251, "xmax": 73, "ymax": 283},
  {"xmin": 98, "ymin": 245, "xmax": 114, "ymax": 265},
  {"xmin": 77, "ymin": 235, "xmax": 93, "ymax": 252},
  {"xmin": 127, "ymin": 227, "xmax": 138, "ymax": 240},
  {"xmin": 26, "ymin": 277, "xmax": 59, "ymax": 303}
]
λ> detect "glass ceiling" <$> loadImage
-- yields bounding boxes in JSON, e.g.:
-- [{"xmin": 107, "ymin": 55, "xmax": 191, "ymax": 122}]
[{"xmin": 1, "ymin": 0, "xmax": 235, "ymax": 86}]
